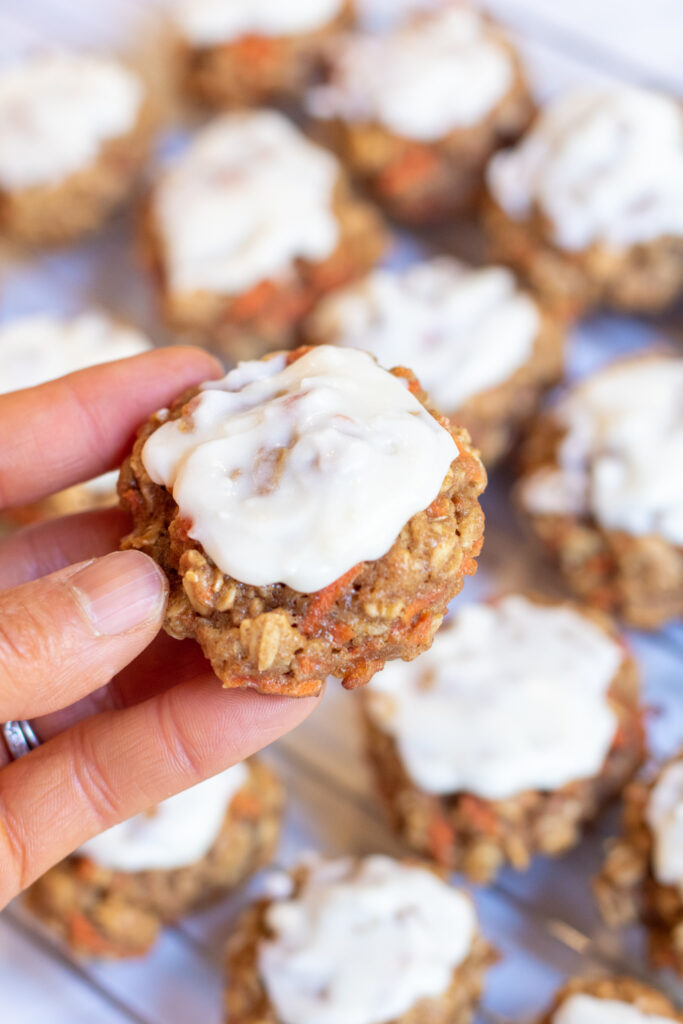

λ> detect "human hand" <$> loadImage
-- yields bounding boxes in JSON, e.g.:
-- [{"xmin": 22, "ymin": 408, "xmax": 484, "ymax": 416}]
[{"xmin": 0, "ymin": 347, "xmax": 320, "ymax": 907}]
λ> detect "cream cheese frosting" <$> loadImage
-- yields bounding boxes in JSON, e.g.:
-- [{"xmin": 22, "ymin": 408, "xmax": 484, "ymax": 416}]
[
  {"xmin": 141, "ymin": 345, "xmax": 458, "ymax": 593},
  {"xmin": 172, "ymin": 0, "xmax": 345, "ymax": 46},
  {"xmin": 553, "ymin": 995, "xmax": 676, "ymax": 1024},
  {"xmin": 645, "ymin": 760, "xmax": 683, "ymax": 897},
  {"xmin": 487, "ymin": 86, "xmax": 683, "ymax": 251},
  {"xmin": 0, "ymin": 52, "xmax": 143, "ymax": 190},
  {"xmin": 308, "ymin": 259, "xmax": 540, "ymax": 411},
  {"xmin": 258, "ymin": 855, "xmax": 476, "ymax": 1024},
  {"xmin": 0, "ymin": 311, "xmax": 152, "ymax": 394},
  {"xmin": 366, "ymin": 595, "xmax": 622, "ymax": 799},
  {"xmin": 153, "ymin": 111, "xmax": 340, "ymax": 297},
  {"xmin": 520, "ymin": 356, "xmax": 683, "ymax": 547},
  {"xmin": 77, "ymin": 763, "xmax": 248, "ymax": 872},
  {"xmin": 308, "ymin": 7, "xmax": 514, "ymax": 141}
]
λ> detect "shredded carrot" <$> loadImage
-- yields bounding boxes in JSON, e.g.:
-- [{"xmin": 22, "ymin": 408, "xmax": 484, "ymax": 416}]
[
  {"xmin": 232, "ymin": 34, "xmax": 279, "ymax": 65},
  {"xmin": 68, "ymin": 913, "xmax": 142, "ymax": 958},
  {"xmin": 300, "ymin": 563, "xmax": 363, "ymax": 636},
  {"xmin": 428, "ymin": 815, "xmax": 455, "ymax": 866},
  {"xmin": 459, "ymin": 795, "xmax": 501, "ymax": 836},
  {"xmin": 231, "ymin": 790, "xmax": 264, "ymax": 821},
  {"xmin": 378, "ymin": 145, "xmax": 440, "ymax": 196},
  {"xmin": 229, "ymin": 279, "xmax": 279, "ymax": 321}
]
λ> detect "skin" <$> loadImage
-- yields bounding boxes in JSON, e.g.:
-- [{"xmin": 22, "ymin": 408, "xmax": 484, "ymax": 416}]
[{"xmin": 0, "ymin": 348, "xmax": 321, "ymax": 908}]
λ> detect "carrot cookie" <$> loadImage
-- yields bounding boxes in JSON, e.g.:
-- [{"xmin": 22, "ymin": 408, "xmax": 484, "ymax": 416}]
[
  {"xmin": 305, "ymin": 258, "xmax": 564, "ymax": 464},
  {"xmin": 362, "ymin": 594, "xmax": 642, "ymax": 883},
  {"xmin": 485, "ymin": 86, "xmax": 683, "ymax": 315},
  {"xmin": 143, "ymin": 110, "xmax": 385, "ymax": 360},
  {"xmin": 308, "ymin": 5, "xmax": 533, "ymax": 225},
  {"xmin": 517, "ymin": 354, "xmax": 683, "ymax": 630},
  {"xmin": 225, "ymin": 855, "xmax": 495, "ymax": 1024},
  {"xmin": 120, "ymin": 345, "xmax": 486, "ymax": 696},
  {"xmin": 0, "ymin": 52, "xmax": 149, "ymax": 245},
  {"xmin": 26, "ymin": 760, "xmax": 282, "ymax": 959},
  {"xmin": 0, "ymin": 312, "xmax": 152, "ymax": 526},
  {"xmin": 172, "ymin": 0, "xmax": 351, "ymax": 110},
  {"xmin": 595, "ymin": 751, "xmax": 683, "ymax": 976},
  {"xmin": 538, "ymin": 978, "xmax": 683, "ymax": 1024}
]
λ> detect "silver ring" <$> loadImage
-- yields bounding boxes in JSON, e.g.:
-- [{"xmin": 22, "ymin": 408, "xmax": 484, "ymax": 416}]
[{"xmin": 2, "ymin": 720, "xmax": 41, "ymax": 760}]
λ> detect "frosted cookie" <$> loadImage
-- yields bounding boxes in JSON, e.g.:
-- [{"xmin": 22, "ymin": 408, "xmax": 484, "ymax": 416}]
[
  {"xmin": 485, "ymin": 86, "xmax": 683, "ymax": 315},
  {"xmin": 595, "ymin": 751, "xmax": 683, "ymax": 976},
  {"xmin": 307, "ymin": 5, "xmax": 533, "ymax": 225},
  {"xmin": 0, "ymin": 312, "xmax": 152, "ymax": 526},
  {"xmin": 143, "ymin": 110, "xmax": 385, "ymax": 360},
  {"xmin": 538, "ymin": 978, "xmax": 683, "ymax": 1024},
  {"xmin": 119, "ymin": 345, "xmax": 486, "ymax": 697},
  {"xmin": 517, "ymin": 354, "xmax": 683, "ymax": 630},
  {"xmin": 0, "ymin": 52, "xmax": 149, "ymax": 245},
  {"xmin": 26, "ymin": 760, "xmax": 282, "ymax": 959},
  {"xmin": 304, "ymin": 258, "xmax": 564, "ymax": 464},
  {"xmin": 172, "ymin": 0, "xmax": 351, "ymax": 110},
  {"xmin": 225, "ymin": 855, "xmax": 494, "ymax": 1024},
  {"xmin": 362, "ymin": 594, "xmax": 642, "ymax": 883}
]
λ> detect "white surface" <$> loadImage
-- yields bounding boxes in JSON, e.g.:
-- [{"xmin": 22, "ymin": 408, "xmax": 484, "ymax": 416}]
[
  {"xmin": 308, "ymin": 6, "xmax": 514, "ymax": 140},
  {"xmin": 1, "ymin": 2, "xmax": 682, "ymax": 1023},
  {"xmin": 153, "ymin": 111, "xmax": 340, "ymax": 297},
  {"xmin": 77, "ymin": 763, "xmax": 248, "ymax": 872},
  {"xmin": 143, "ymin": 346, "xmax": 457, "ymax": 592},
  {"xmin": 366, "ymin": 595, "xmax": 622, "ymax": 799},
  {"xmin": 309, "ymin": 259, "xmax": 540, "ymax": 412},
  {"xmin": 259, "ymin": 855, "xmax": 475, "ymax": 1024}
]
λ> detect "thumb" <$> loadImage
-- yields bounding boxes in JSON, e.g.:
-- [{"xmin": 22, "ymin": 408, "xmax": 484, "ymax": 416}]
[{"xmin": 0, "ymin": 550, "xmax": 167, "ymax": 720}]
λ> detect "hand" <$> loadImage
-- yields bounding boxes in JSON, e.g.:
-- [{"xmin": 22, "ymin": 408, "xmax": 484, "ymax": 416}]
[{"xmin": 0, "ymin": 348, "xmax": 320, "ymax": 908}]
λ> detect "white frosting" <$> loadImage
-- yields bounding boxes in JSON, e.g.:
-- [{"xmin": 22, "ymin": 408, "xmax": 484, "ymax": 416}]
[
  {"xmin": 77, "ymin": 763, "xmax": 248, "ymax": 872},
  {"xmin": 520, "ymin": 357, "xmax": 683, "ymax": 547},
  {"xmin": 309, "ymin": 259, "xmax": 540, "ymax": 412},
  {"xmin": 153, "ymin": 111, "xmax": 340, "ymax": 297},
  {"xmin": 142, "ymin": 346, "xmax": 457, "ymax": 593},
  {"xmin": 0, "ymin": 52, "xmax": 143, "ymax": 190},
  {"xmin": 173, "ymin": 0, "xmax": 344, "ymax": 45},
  {"xmin": 0, "ymin": 312, "xmax": 152, "ymax": 395},
  {"xmin": 645, "ymin": 761, "xmax": 683, "ymax": 896},
  {"xmin": 308, "ymin": 7, "xmax": 514, "ymax": 141},
  {"xmin": 366, "ymin": 595, "xmax": 622, "ymax": 799},
  {"xmin": 553, "ymin": 995, "xmax": 675, "ymax": 1024},
  {"xmin": 487, "ymin": 86, "xmax": 683, "ymax": 251},
  {"xmin": 259, "ymin": 855, "xmax": 476, "ymax": 1024}
]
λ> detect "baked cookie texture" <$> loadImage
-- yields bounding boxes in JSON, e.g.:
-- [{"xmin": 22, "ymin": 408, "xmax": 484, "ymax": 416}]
[
  {"xmin": 485, "ymin": 87, "xmax": 683, "ymax": 316},
  {"xmin": 595, "ymin": 753, "xmax": 683, "ymax": 977},
  {"xmin": 304, "ymin": 259, "xmax": 565, "ymax": 466},
  {"xmin": 173, "ymin": 0, "xmax": 353, "ymax": 109},
  {"xmin": 361, "ymin": 596, "xmax": 643, "ymax": 883},
  {"xmin": 0, "ymin": 54, "xmax": 151, "ymax": 246},
  {"xmin": 224, "ymin": 857, "xmax": 495, "ymax": 1024},
  {"xmin": 143, "ymin": 110, "xmax": 386, "ymax": 361},
  {"xmin": 308, "ymin": 6, "xmax": 534, "ymax": 225},
  {"xmin": 538, "ymin": 977, "xmax": 683, "ymax": 1023},
  {"xmin": 25, "ymin": 760, "xmax": 283, "ymax": 959},
  {"xmin": 119, "ymin": 347, "xmax": 486, "ymax": 697},
  {"xmin": 517, "ymin": 355, "xmax": 683, "ymax": 630}
]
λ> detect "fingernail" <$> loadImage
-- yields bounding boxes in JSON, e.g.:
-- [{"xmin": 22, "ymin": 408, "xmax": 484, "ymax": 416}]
[{"xmin": 71, "ymin": 551, "xmax": 167, "ymax": 636}]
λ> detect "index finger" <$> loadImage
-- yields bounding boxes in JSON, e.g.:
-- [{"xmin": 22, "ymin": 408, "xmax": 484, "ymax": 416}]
[{"xmin": 0, "ymin": 347, "xmax": 222, "ymax": 511}]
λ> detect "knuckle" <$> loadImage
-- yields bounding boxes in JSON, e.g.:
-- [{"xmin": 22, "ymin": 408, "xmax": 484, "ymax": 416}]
[
  {"xmin": 154, "ymin": 693, "xmax": 206, "ymax": 787},
  {"xmin": 0, "ymin": 791, "xmax": 29, "ymax": 902},
  {"xmin": 68, "ymin": 725, "xmax": 122, "ymax": 832}
]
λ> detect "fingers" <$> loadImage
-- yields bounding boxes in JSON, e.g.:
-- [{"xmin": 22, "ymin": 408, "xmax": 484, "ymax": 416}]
[
  {"xmin": 0, "ymin": 679, "xmax": 322, "ymax": 903},
  {"xmin": 0, "ymin": 550, "xmax": 167, "ymax": 720},
  {"xmin": 0, "ymin": 347, "xmax": 222, "ymax": 511},
  {"xmin": 0, "ymin": 507, "xmax": 130, "ymax": 589}
]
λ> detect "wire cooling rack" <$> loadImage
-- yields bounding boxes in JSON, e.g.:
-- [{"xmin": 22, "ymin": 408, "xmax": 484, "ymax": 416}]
[{"xmin": 0, "ymin": 2, "xmax": 682, "ymax": 1022}]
